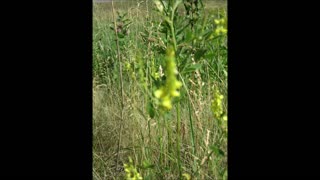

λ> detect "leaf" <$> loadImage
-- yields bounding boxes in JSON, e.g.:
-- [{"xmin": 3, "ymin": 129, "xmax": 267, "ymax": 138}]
[
  {"xmin": 176, "ymin": 33, "xmax": 184, "ymax": 44},
  {"xmin": 117, "ymin": 32, "xmax": 125, "ymax": 39},
  {"xmin": 122, "ymin": 12, "xmax": 128, "ymax": 18},
  {"xmin": 210, "ymin": 145, "xmax": 225, "ymax": 156},
  {"xmin": 194, "ymin": 48, "xmax": 207, "ymax": 61},
  {"xmin": 223, "ymin": 70, "xmax": 228, "ymax": 77},
  {"xmin": 223, "ymin": 170, "xmax": 228, "ymax": 180},
  {"xmin": 164, "ymin": 166, "xmax": 170, "ymax": 172},
  {"xmin": 123, "ymin": 22, "xmax": 132, "ymax": 29},
  {"xmin": 173, "ymin": 0, "xmax": 183, "ymax": 12},
  {"xmin": 185, "ymin": 29, "xmax": 193, "ymax": 42},
  {"xmin": 141, "ymin": 160, "xmax": 155, "ymax": 169},
  {"xmin": 203, "ymin": 29, "xmax": 214, "ymax": 39},
  {"xmin": 178, "ymin": 54, "xmax": 189, "ymax": 72},
  {"xmin": 205, "ymin": 53, "xmax": 215, "ymax": 60},
  {"xmin": 161, "ymin": 0, "xmax": 168, "ymax": 12},
  {"xmin": 136, "ymin": 107, "xmax": 148, "ymax": 121},
  {"xmin": 176, "ymin": 19, "xmax": 189, "ymax": 36},
  {"xmin": 147, "ymin": 101, "xmax": 155, "ymax": 118},
  {"xmin": 182, "ymin": 63, "xmax": 202, "ymax": 74}
]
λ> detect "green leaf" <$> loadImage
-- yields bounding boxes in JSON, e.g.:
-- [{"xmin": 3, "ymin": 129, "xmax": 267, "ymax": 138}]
[
  {"xmin": 223, "ymin": 170, "xmax": 228, "ymax": 180},
  {"xmin": 205, "ymin": 53, "xmax": 215, "ymax": 60},
  {"xmin": 123, "ymin": 22, "xmax": 132, "ymax": 30},
  {"xmin": 147, "ymin": 101, "xmax": 155, "ymax": 118},
  {"xmin": 185, "ymin": 29, "xmax": 193, "ymax": 42},
  {"xmin": 210, "ymin": 145, "xmax": 225, "ymax": 156},
  {"xmin": 140, "ymin": 160, "xmax": 155, "ymax": 169},
  {"xmin": 122, "ymin": 12, "xmax": 128, "ymax": 17},
  {"xmin": 194, "ymin": 49, "xmax": 207, "ymax": 61},
  {"xmin": 173, "ymin": 0, "xmax": 183, "ymax": 12},
  {"xmin": 118, "ymin": 32, "xmax": 125, "ymax": 39},
  {"xmin": 182, "ymin": 63, "xmax": 202, "ymax": 74},
  {"xmin": 203, "ymin": 29, "xmax": 214, "ymax": 39}
]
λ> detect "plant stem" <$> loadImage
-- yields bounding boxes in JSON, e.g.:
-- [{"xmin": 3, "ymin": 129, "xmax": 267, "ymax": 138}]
[
  {"xmin": 112, "ymin": 0, "xmax": 125, "ymax": 171},
  {"xmin": 176, "ymin": 102, "xmax": 182, "ymax": 178}
]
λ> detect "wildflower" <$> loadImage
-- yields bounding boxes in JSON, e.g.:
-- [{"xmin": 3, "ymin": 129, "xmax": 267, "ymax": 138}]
[
  {"xmin": 214, "ymin": 19, "xmax": 221, "ymax": 24},
  {"xmin": 211, "ymin": 87, "xmax": 224, "ymax": 119},
  {"xmin": 214, "ymin": 17, "xmax": 227, "ymax": 35},
  {"xmin": 222, "ymin": 115, "xmax": 227, "ymax": 121},
  {"xmin": 215, "ymin": 26, "xmax": 227, "ymax": 35},
  {"xmin": 153, "ymin": 72, "xmax": 160, "ymax": 80},
  {"xmin": 154, "ymin": 46, "xmax": 182, "ymax": 110},
  {"xmin": 211, "ymin": 87, "xmax": 228, "ymax": 132},
  {"xmin": 154, "ymin": 88, "xmax": 163, "ymax": 99},
  {"xmin": 124, "ymin": 157, "xmax": 143, "ymax": 180},
  {"xmin": 125, "ymin": 62, "xmax": 131, "ymax": 71},
  {"xmin": 182, "ymin": 173, "xmax": 191, "ymax": 180}
]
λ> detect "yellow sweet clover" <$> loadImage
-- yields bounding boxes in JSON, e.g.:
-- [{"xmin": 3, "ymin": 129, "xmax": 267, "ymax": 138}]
[
  {"xmin": 211, "ymin": 88, "xmax": 224, "ymax": 119},
  {"xmin": 214, "ymin": 18, "xmax": 227, "ymax": 35},
  {"xmin": 211, "ymin": 87, "xmax": 227, "ymax": 132},
  {"xmin": 154, "ymin": 46, "xmax": 182, "ymax": 110},
  {"xmin": 124, "ymin": 61, "xmax": 136, "ymax": 80},
  {"xmin": 222, "ymin": 115, "xmax": 228, "ymax": 132},
  {"xmin": 151, "ymin": 57, "xmax": 160, "ymax": 80},
  {"xmin": 125, "ymin": 62, "xmax": 131, "ymax": 71},
  {"xmin": 153, "ymin": 72, "xmax": 160, "ymax": 80},
  {"xmin": 182, "ymin": 173, "xmax": 191, "ymax": 180},
  {"xmin": 124, "ymin": 157, "xmax": 143, "ymax": 180}
]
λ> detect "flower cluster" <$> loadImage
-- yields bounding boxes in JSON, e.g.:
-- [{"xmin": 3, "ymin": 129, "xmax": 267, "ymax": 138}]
[
  {"xmin": 154, "ymin": 46, "xmax": 182, "ymax": 110},
  {"xmin": 211, "ymin": 87, "xmax": 224, "ymax": 119},
  {"xmin": 124, "ymin": 157, "xmax": 143, "ymax": 180},
  {"xmin": 211, "ymin": 87, "xmax": 227, "ymax": 131},
  {"xmin": 214, "ymin": 18, "xmax": 227, "ymax": 35}
]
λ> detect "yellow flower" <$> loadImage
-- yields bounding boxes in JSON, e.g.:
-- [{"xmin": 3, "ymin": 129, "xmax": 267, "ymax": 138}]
[
  {"xmin": 223, "ymin": 115, "xmax": 227, "ymax": 121},
  {"xmin": 154, "ymin": 46, "xmax": 182, "ymax": 110},
  {"xmin": 154, "ymin": 89, "xmax": 163, "ymax": 98},
  {"xmin": 211, "ymin": 88, "xmax": 224, "ymax": 119},
  {"xmin": 162, "ymin": 98, "xmax": 172, "ymax": 110},
  {"xmin": 171, "ymin": 90, "xmax": 180, "ymax": 97},
  {"xmin": 124, "ymin": 157, "xmax": 143, "ymax": 180},
  {"xmin": 182, "ymin": 173, "xmax": 191, "ymax": 180},
  {"xmin": 214, "ymin": 17, "xmax": 227, "ymax": 35},
  {"xmin": 215, "ymin": 26, "xmax": 227, "ymax": 35}
]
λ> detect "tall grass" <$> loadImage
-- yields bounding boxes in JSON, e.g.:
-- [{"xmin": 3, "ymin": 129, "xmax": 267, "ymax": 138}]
[{"xmin": 93, "ymin": 0, "xmax": 227, "ymax": 179}]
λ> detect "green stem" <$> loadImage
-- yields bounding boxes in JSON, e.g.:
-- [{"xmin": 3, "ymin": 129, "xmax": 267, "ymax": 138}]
[
  {"xmin": 112, "ymin": 0, "xmax": 125, "ymax": 171},
  {"xmin": 170, "ymin": 23, "xmax": 177, "ymax": 51},
  {"xmin": 188, "ymin": 100, "xmax": 197, "ymax": 173},
  {"xmin": 176, "ymin": 101, "xmax": 182, "ymax": 179},
  {"xmin": 165, "ymin": 112, "xmax": 172, "ymax": 167},
  {"xmin": 158, "ymin": 115, "xmax": 163, "ymax": 171}
]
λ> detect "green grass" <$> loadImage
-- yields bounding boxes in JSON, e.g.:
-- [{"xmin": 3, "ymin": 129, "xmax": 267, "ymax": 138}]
[{"xmin": 93, "ymin": 1, "xmax": 227, "ymax": 179}]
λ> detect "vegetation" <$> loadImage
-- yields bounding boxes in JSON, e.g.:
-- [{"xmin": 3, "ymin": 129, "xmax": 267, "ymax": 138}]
[{"xmin": 93, "ymin": 0, "xmax": 227, "ymax": 179}]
